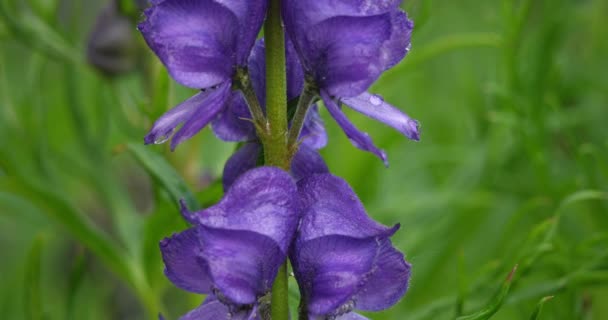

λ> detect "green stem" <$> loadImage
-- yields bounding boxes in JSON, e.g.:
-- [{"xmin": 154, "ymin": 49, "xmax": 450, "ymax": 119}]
[
  {"xmin": 263, "ymin": 0, "xmax": 289, "ymax": 170},
  {"xmin": 235, "ymin": 67, "xmax": 267, "ymax": 130},
  {"xmin": 286, "ymin": 80, "xmax": 317, "ymax": 156},
  {"xmin": 264, "ymin": 0, "xmax": 290, "ymax": 319}
]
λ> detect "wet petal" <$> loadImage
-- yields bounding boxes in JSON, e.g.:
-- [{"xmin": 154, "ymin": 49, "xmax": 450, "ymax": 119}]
[
  {"xmin": 138, "ymin": 0, "xmax": 238, "ymax": 88},
  {"xmin": 222, "ymin": 143, "xmax": 261, "ymax": 191},
  {"xmin": 290, "ymin": 144, "xmax": 328, "ymax": 182},
  {"xmin": 321, "ymin": 90, "xmax": 388, "ymax": 166},
  {"xmin": 342, "ymin": 92, "xmax": 420, "ymax": 141},
  {"xmin": 170, "ymin": 81, "xmax": 232, "ymax": 150},
  {"xmin": 144, "ymin": 90, "xmax": 211, "ymax": 145},
  {"xmin": 160, "ymin": 228, "xmax": 212, "ymax": 294}
]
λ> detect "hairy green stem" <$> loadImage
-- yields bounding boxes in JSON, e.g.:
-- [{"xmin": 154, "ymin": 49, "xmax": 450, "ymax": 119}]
[
  {"xmin": 236, "ymin": 67, "xmax": 267, "ymax": 130},
  {"xmin": 287, "ymin": 80, "xmax": 317, "ymax": 156},
  {"xmin": 263, "ymin": 0, "xmax": 289, "ymax": 170},
  {"xmin": 264, "ymin": 0, "xmax": 290, "ymax": 319}
]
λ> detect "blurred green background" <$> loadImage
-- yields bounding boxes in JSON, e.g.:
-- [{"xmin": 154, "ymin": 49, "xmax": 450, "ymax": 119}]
[{"xmin": 1, "ymin": 0, "xmax": 607, "ymax": 319}]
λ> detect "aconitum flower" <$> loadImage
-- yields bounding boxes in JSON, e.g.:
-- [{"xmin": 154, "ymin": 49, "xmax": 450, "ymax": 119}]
[
  {"xmin": 216, "ymin": 39, "xmax": 328, "ymax": 190},
  {"xmin": 138, "ymin": 0, "xmax": 267, "ymax": 149},
  {"xmin": 160, "ymin": 167, "xmax": 300, "ymax": 318},
  {"xmin": 283, "ymin": 0, "xmax": 419, "ymax": 164},
  {"xmin": 292, "ymin": 173, "xmax": 411, "ymax": 319}
]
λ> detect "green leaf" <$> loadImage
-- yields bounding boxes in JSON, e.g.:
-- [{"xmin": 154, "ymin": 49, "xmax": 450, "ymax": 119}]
[
  {"xmin": 127, "ymin": 143, "xmax": 198, "ymax": 209},
  {"xmin": 456, "ymin": 265, "xmax": 518, "ymax": 320},
  {"xmin": 529, "ymin": 296, "xmax": 554, "ymax": 320},
  {"xmin": 0, "ymin": 178, "xmax": 132, "ymax": 283},
  {"xmin": 24, "ymin": 235, "xmax": 44, "ymax": 320}
]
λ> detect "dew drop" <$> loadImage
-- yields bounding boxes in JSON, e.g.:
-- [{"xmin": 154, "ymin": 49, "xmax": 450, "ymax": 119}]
[
  {"xmin": 369, "ymin": 94, "xmax": 383, "ymax": 106},
  {"xmin": 154, "ymin": 134, "xmax": 170, "ymax": 145}
]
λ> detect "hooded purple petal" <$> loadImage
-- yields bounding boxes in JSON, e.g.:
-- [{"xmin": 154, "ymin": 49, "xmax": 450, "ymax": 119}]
[
  {"xmin": 169, "ymin": 81, "xmax": 232, "ymax": 150},
  {"xmin": 222, "ymin": 143, "xmax": 261, "ymax": 191},
  {"xmin": 283, "ymin": 1, "xmax": 413, "ymax": 97},
  {"xmin": 290, "ymin": 144, "xmax": 329, "ymax": 182},
  {"xmin": 336, "ymin": 313, "xmax": 370, "ymax": 320},
  {"xmin": 180, "ymin": 296, "xmax": 260, "ymax": 320},
  {"xmin": 342, "ymin": 92, "xmax": 420, "ymax": 141},
  {"xmin": 160, "ymin": 228, "xmax": 212, "ymax": 294},
  {"xmin": 138, "ymin": 0, "xmax": 239, "ymax": 88},
  {"xmin": 213, "ymin": 0, "xmax": 269, "ymax": 65},
  {"xmin": 182, "ymin": 167, "xmax": 300, "ymax": 304},
  {"xmin": 292, "ymin": 174, "xmax": 410, "ymax": 317},
  {"xmin": 321, "ymin": 91, "xmax": 388, "ymax": 165}
]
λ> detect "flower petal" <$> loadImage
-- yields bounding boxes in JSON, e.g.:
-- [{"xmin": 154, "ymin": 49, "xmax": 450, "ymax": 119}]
[
  {"xmin": 304, "ymin": 15, "xmax": 392, "ymax": 97},
  {"xmin": 336, "ymin": 313, "xmax": 370, "ymax": 320},
  {"xmin": 213, "ymin": 0, "xmax": 269, "ymax": 65},
  {"xmin": 170, "ymin": 81, "xmax": 232, "ymax": 150},
  {"xmin": 138, "ymin": 0, "xmax": 238, "ymax": 88},
  {"xmin": 321, "ymin": 91, "xmax": 388, "ymax": 166},
  {"xmin": 222, "ymin": 143, "xmax": 261, "ymax": 191},
  {"xmin": 342, "ymin": 92, "xmax": 420, "ymax": 141},
  {"xmin": 299, "ymin": 105, "xmax": 328, "ymax": 150},
  {"xmin": 198, "ymin": 226, "xmax": 284, "ymax": 304},
  {"xmin": 160, "ymin": 228, "xmax": 212, "ymax": 294},
  {"xmin": 194, "ymin": 167, "xmax": 300, "ymax": 253},
  {"xmin": 354, "ymin": 238, "xmax": 411, "ymax": 311},
  {"xmin": 290, "ymin": 144, "xmax": 328, "ymax": 182},
  {"xmin": 179, "ymin": 296, "xmax": 259, "ymax": 320},
  {"xmin": 212, "ymin": 91, "xmax": 256, "ymax": 142},
  {"xmin": 381, "ymin": 10, "xmax": 414, "ymax": 71},
  {"xmin": 144, "ymin": 90, "xmax": 211, "ymax": 145},
  {"xmin": 292, "ymin": 235, "xmax": 378, "ymax": 315}
]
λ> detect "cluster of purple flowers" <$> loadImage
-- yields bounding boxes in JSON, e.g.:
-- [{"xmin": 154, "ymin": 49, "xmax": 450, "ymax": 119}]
[{"xmin": 138, "ymin": 1, "xmax": 419, "ymax": 319}]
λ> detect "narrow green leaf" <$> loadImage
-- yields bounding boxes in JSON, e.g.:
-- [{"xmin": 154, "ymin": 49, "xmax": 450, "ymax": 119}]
[
  {"xmin": 456, "ymin": 265, "xmax": 518, "ymax": 320},
  {"xmin": 0, "ymin": 178, "xmax": 132, "ymax": 283},
  {"xmin": 24, "ymin": 235, "xmax": 44, "ymax": 320},
  {"xmin": 127, "ymin": 143, "xmax": 198, "ymax": 209},
  {"xmin": 529, "ymin": 296, "xmax": 553, "ymax": 320}
]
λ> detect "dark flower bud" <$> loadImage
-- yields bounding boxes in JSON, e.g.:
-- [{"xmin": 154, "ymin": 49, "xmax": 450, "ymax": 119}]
[{"xmin": 86, "ymin": 1, "xmax": 138, "ymax": 76}]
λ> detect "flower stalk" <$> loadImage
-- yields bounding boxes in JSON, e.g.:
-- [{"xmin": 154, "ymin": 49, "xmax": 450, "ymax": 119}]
[
  {"xmin": 264, "ymin": 0, "xmax": 290, "ymax": 319},
  {"xmin": 287, "ymin": 79, "xmax": 317, "ymax": 156}
]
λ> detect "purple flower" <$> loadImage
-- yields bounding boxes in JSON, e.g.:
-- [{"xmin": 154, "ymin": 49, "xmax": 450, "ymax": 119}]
[
  {"xmin": 292, "ymin": 173, "xmax": 411, "ymax": 319},
  {"xmin": 160, "ymin": 167, "xmax": 300, "ymax": 316},
  {"xmin": 283, "ymin": 0, "xmax": 419, "ymax": 165},
  {"xmin": 138, "ymin": 0, "xmax": 268, "ymax": 149},
  {"xmin": 177, "ymin": 295, "xmax": 262, "ymax": 320}
]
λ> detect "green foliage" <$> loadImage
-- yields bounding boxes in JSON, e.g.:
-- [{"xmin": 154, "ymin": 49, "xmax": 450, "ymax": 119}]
[{"xmin": 0, "ymin": 0, "xmax": 607, "ymax": 319}]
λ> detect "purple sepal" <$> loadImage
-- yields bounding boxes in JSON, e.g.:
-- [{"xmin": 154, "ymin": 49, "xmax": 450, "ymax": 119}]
[
  {"xmin": 222, "ymin": 143, "xmax": 261, "ymax": 191},
  {"xmin": 144, "ymin": 81, "xmax": 231, "ymax": 150},
  {"xmin": 179, "ymin": 295, "xmax": 260, "ymax": 320},
  {"xmin": 292, "ymin": 174, "xmax": 411, "ymax": 317},
  {"xmin": 321, "ymin": 90, "xmax": 388, "ymax": 166},
  {"xmin": 342, "ymin": 92, "xmax": 420, "ymax": 141},
  {"xmin": 290, "ymin": 144, "xmax": 329, "ymax": 182}
]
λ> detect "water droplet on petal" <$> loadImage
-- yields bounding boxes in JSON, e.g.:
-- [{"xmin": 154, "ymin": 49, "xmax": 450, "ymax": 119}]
[
  {"xmin": 154, "ymin": 134, "xmax": 171, "ymax": 145},
  {"xmin": 369, "ymin": 94, "xmax": 383, "ymax": 106}
]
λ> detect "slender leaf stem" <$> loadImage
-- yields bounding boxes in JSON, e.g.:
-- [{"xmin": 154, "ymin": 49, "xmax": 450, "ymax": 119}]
[
  {"xmin": 236, "ymin": 67, "xmax": 267, "ymax": 130},
  {"xmin": 287, "ymin": 80, "xmax": 317, "ymax": 155}
]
